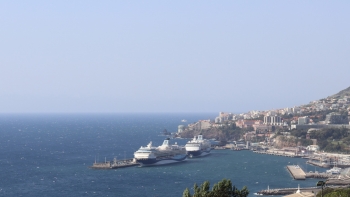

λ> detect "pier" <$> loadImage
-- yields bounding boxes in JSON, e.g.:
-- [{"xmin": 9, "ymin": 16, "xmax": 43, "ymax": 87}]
[
  {"xmin": 254, "ymin": 151, "xmax": 302, "ymax": 158},
  {"xmin": 305, "ymin": 172, "xmax": 337, "ymax": 179},
  {"xmin": 287, "ymin": 165, "xmax": 306, "ymax": 180},
  {"xmin": 287, "ymin": 165, "xmax": 338, "ymax": 180},
  {"xmin": 90, "ymin": 157, "xmax": 139, "ymax": 169},
  {"xmin": 257, "ymin": 186, "xmax": 319, "ymax": 196},
  {"xmin": 306, "ymin": 160, "xmax": 330, "ymax": 168},
  {"xmin": 256, "ymin": 184, "xmax": 350, "ymax": 195},
  {"xmin": 307, "ymin": 154, "xmax": 350, "ymax": 168}
]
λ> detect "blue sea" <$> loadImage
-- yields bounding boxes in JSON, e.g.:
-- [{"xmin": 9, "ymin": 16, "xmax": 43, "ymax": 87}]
[{"xmin": 0, "ymin": 113, "xmax": 327, "ymax": 197}]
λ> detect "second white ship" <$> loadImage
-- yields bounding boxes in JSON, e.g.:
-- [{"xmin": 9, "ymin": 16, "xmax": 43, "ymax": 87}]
[
  {"xmin": 185, "ymin": 134, "xmax": 211, "ymax": 158},
  {"xmin": 134, "ymin": 138, "xmax": 187, "ymax": 166}
]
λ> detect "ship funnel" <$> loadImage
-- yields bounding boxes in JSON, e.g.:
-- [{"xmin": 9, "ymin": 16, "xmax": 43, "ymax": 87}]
[{"xmin": 162, "ymin": 139, "xmax": 170, "ymax": 146}]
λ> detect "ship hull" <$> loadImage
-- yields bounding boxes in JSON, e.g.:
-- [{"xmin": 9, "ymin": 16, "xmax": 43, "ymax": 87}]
[
  {"xmin": 136, "ymin": 154, "xmax": 187, "ymax": 166},
  {"xmin": 187, "ymin": 148, "xmax": 211, "ymax": 158}
]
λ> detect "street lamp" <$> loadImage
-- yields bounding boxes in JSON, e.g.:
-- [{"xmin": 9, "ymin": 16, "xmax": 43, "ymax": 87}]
[{"xmin": 316, "ymin": 181, "xmax": 326, "ymax": 197}]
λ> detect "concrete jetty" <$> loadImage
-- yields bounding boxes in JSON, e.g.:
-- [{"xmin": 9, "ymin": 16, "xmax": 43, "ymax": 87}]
[
  {"xmin": 307, "ymin": 159, "xmax": 350, "ymax": 168},
  {"xmin": 90, "ymin": 158, "xmax": 139, "ymax": 169},
  {"xmin": 326, "ymin": 176, "xmax": 350, "ymax": 185},
  {"xmin": 307, "ymin": 154, "xmax": 350, "ymax": 168},
  {"xmin": 305, "ymin": 172, "xmax": 336, "ymax": 179},
  {"xmin": 287, "ymin": 165, "xmax": 306, "ymax": 180},
  {"xmin": 253, "ymin": 151, "xmax": 302, "ymax": 158},
  {"xmin": 306, "ymin": 160, "xmax": 331, "ymax": 168}
]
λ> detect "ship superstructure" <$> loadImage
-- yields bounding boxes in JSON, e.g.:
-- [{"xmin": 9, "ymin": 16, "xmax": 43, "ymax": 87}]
[{"xmin": 185, "ymin": 134, "xmax": 211, "ymax": 158}]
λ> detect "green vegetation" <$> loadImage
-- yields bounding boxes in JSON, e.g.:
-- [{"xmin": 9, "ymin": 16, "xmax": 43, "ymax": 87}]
[
  {"xmin": 316, "ymin": 187, "xmax": 350, "ymax": 197},
  {"xmin": 309, "ymin": 128, "xmax": 349, "ymax": 152},
  {"xmin": 290, "ymin": 127, "xmax": 350, "ymax": 152},
  {"xmin": 216, "ymin": 123, "xmax": 246, "ymax": 141},
  {"xmin": 183, "ymin": 179, "xmax": 249, "ymax": 197}
]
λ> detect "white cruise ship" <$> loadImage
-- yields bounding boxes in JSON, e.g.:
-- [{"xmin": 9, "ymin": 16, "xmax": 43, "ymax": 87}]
[
  {"xmin": 134, "ymin": 138, "xmax": 187, "ymax": 166},
  {"xmin": 185, "ymin": 134, "xmax": 211, "ymax": 158}
]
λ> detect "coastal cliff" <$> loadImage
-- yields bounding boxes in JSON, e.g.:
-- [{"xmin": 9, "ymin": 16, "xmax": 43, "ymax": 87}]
[
  {"xmin": 274, "ymin": 135, "xmax": 298, "ymax": 149},
  {"xmin": 177, "ymin": 125, "xmax": 245, "ymax": 142}
]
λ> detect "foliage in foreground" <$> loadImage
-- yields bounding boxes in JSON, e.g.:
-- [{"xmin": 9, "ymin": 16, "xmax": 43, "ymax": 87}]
[
  {"xmin": 316, "ymin": 187, "xmax": 350, "ymax": 197},
  {"xmin": 182, "ymin": 179, "xmax": 249, "ymax": 197}
]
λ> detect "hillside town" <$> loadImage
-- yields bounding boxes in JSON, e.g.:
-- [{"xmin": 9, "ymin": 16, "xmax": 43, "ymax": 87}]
[{"xmin": 177, "ymin": 87, "xmax": 350, "ymax": 153}]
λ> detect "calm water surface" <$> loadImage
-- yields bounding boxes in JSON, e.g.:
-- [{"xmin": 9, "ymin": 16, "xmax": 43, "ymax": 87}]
[{"xmin": 0, "ymin": 114, "xmax": 326, "ymax": 196}]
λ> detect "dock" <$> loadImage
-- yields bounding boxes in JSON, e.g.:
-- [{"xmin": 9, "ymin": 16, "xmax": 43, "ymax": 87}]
[
  {"xmin": 287, "ymin": 165, "xmax": 306, "ymax": 180},
  {"xmin": 305, "ymin": 172, "xmax": 337, "ymax": 179},
  {"xmin": 90, "ymin": 158, "xmax": 140, "ymax": 169},
  {"xmin": 307, "ymin": 155, "xmax": 350, "ymax": 168},
  {"xmin": 326, "ymin": 177, "xmax": 350, "ymax": 185},
  {"xmin": 306, "ymin": 160, "xmax": 331, "ymax": 168}
]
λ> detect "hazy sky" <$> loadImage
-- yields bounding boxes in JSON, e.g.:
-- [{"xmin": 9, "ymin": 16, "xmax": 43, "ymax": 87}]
[{"xmin": 1, "ymin": 1, "xmax": 349, "ymax": 113}]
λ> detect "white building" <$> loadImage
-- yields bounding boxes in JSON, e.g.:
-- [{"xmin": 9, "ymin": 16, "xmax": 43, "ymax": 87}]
[
  {"xmin": 298, "ymin": 116, "xmax": 309, "ymax": 125},
  {"xmin": 263, "ymin": 115, "xmax": 282, "ymax": 125},
  {"xmin": 306, "ymin": 145, "xmax": 319, "ymax": 152}
]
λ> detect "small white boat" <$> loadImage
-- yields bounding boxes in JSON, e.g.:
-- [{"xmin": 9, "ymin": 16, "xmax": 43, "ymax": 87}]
[{"xmin": 326, "ymin": 167, "xmax": 342, "ymax": 174}]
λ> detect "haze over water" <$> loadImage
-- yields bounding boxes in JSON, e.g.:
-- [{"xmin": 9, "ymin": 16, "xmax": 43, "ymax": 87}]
[
  {"xmin": 0, "ymin": 113, "xmax": 326, "ymax": 197},
  {"xmin": 1, "ymin": 1, "xmax": 350, "ymax": 114}
]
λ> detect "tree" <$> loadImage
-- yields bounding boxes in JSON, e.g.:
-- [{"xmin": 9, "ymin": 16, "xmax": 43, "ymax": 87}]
[
  {"xmin": 183, "ymin": 188, "xmax": 192, "ymax": 197},
  {"xmin": 234, "ymin": 186, "xmax": 249, "ymax": 197},
  {"xmin": 182, "ymin": 179, "xmax": 249, "ymax": 197},
  {"xmin": 211, "ymin": 179, "xmax": 233, "ymax": 197}
]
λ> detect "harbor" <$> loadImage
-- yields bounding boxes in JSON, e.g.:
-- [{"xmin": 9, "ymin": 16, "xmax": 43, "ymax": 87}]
[
  {"xmin": 89, "ymin": 137, "xmax": 350, "ymax": 196},
  {"xmin": 4, "ymin": 113, "xmax": 350, "ymax": 197}
]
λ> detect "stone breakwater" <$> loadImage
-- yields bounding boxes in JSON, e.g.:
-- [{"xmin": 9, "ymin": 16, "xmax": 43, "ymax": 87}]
[
  {"xmin": 257, "ymin": 187, "xmax": 319, "ymax": 196},
  {"xmin": 253, "ymin": 150, "xmax": 302, "ymax": 158}
]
